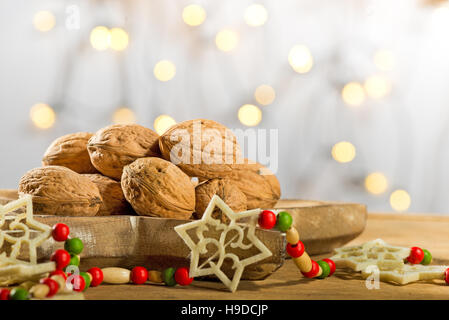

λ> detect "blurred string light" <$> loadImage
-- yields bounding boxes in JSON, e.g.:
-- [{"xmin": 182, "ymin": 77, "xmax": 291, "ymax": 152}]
[
  {"xmin": 90, "ymin": 26, "xmax": 129, "ymax": 51},
  {"xmin": 390, "ymin": 189, "xmax": 411, "ymax": 212},
  {"xmin": 30, "ymin": 103, "xmax": 56, "ymax": 129},
  {"xmin": 109, "ymin": 28, "xmax": 129, "ymax": 51},
  {"xmin": 244, "ymin": 4, "xmax": 268, "ymax": 27},
  {"xmin": 154, "ymin": 115, "xmax": 176, "ymax": 135},
  {"xmin": 153, "ymin": 60, "xmax": 176, "ymax": 82},
  {"xmin": 254, "ymin": 85, "xmax": 275, "ymax": 106},
  {"xmin": 113, "ymin": 107, "xmax": 136, "ymax": 124},
  {"xmin": 182, "ymin": 4, "xmax": 206, "ymax": 26},
  {"xmin": 365, "ymin": 172, "xmax": 388, "ymax": 195},
  {"xmin": 341, "ymin": 82, "xmax": 365, "ymax": 107},
  {"xmin": 33, "ymin": 11, "xmax": 55, "ymax": 32},
  {"xmin": 373, "ymin": 49, "xmax": 395, "ymax": 71},
  {"xmin": 331, "ymin": 141, "xmax": 356, "ymax": 163},
  {"xmin": 364, "ymin": 75, "xmax": 391, "ymax": 99},
  {"xmin": 215, "ymin": 29, "xmax": 239, "ymax": 52},
  {"xmin": 238, "ymin": 104, "xmax": 262, "ymax": 126},
  {"xmin": 288, "ymin": 45, "xmax": 313, "ymax": 74}
]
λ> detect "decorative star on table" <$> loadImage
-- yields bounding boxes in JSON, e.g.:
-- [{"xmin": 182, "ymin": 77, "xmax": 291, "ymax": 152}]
[{"xmin": 175, "ymin": 195, "xmax": 272, "ymax": 292}]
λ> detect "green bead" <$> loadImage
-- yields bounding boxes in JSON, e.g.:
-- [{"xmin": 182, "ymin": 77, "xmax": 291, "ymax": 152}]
[
  {"xmin": 10, "ymin": 287, "xmax": 29, "ymax": 300},
  {"xmin": 276, "ymin": 211, "xmax": 293, "ymax": 232},
  {"xmin": 80, "ymin": 272, "xmax": 91, "ymax": 291},
  {"xmin": 162, "ymin": 267, "xmax": 177, "ymax": 287},
  {"xmin": 64, "ymin": 238, "xmax": 84, "ymax": 255},
  {"xmin": 68, "ymin": 254, "xmax": 80, "ymax": 267},
  {"xmin": 421, "ymin": 249, "xmax": 432, "ymax": 265},
  {"xmin": 316, "ymin": 260, "xmax": 331, "ymax": 279}
]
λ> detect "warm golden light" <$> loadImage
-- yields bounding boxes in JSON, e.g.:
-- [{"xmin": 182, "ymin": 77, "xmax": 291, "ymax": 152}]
[
  {"xmin": 238, "ymin": 104, "xmax": 262, "ymax": 126},
  {"xmin": 154, "ymin": 115, "xmax": 177, "ymax": 135},
  {"xmin": 364, "ymin": 75, "xmax": 391, "ymax": 99},
  {"xmin": 254, "ymin": 85, "xmax": 276, "ymax": 106},
  {"xmin": 154, "ymin": 60, "xmax": 176, "ymax": 82},
  {"xmin": 341, "ymin": 82, "xmax": 366, "ymax": 107},
  {"xmin": 244, "ymin": 4, "xmax": 268, "ymax": 27},
  {"xmin": 215, "ymin": 29, "xmax": 239, "ymax": 52},
  {"xmin": 30, "ymin": 103, "xmax": 56, "ymax": 129},
  {"xmin": 113, "ymin": 108, "xmax": 136, "ymax": 124},
  {"xmin": 331, "ymin": 141, "xmax": 356, "ymax": 163},
  {"xmin": 365, "ymin": 172, "xmax": 388, "ymax": 195},
  {"xmin": 90, "ymin": 26, "xmax": 111, "ymax": 51},
  {"xmin": 390, "ymin": 189, "xmax": 411, "ymax": 212},
  {"xmin": 33, "ymin": 11, "xmax": 55, "ymax": 32},
  {"xmin": 288, "ymin": 45, "xmax": 313, "ymax": 74},
  {"xmin": 182, "ymin": 4, "xmax": 206, "ymax": 26},
  {"xmin": 374, "ymin": 49, "xmax": 395, "ymax": 71},
  {"xmin": 109, "ymin": 28, "xmax": 129, "ymax": 51}
]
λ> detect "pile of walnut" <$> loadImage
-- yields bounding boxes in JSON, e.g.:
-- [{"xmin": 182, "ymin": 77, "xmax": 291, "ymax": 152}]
[{"xmin": 18, "ymin": 119, "xmax": 281, "ymax": 220}]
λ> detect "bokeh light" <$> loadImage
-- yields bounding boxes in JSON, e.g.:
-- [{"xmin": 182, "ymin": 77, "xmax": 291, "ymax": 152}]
[
  {"xmin": 364, "ymin": 75, "xmax": 391, "ymax": 99},
  {"xmin": 390, "ymin": 189, "xmax": 411, "ymax": 212},
  {"xmin": 288, "ymin": 45, "xmax": 313, "ymax": 74},
  {"xmin": 238, "ymin": 104, "xmax": 262, "ymax": 126},
  {"xmin": 113, "ymin": 107, "xmax": 136, "ymax": 124},
  {"xmin": 154, "ymin": 60, "xmax": 176, "ymax": 82},
  {"xmin": 365, "ymin": 172, "xmax": 388, "ymax": 195},
  {"xmin": 182, "ymin": 4, "xmax": 206, "ymax": 26},
  {"xmin": 90, "ymin": 26, "xmax": 111, "ymax": 51},
  {"xmin": 215, "ymin": 29, "xmax": 239, "ymax": 52},
  {"xmin": 30, "ymin": 103, "xmax": 56, "ymax": 129},
  {"xmin": 341, "ymin": 82, "xmax": 366, "ymax": 107},
  {"xmin": 331, "ymin": 141, "xmax": 356, "ymax": 163},
  {"xmin": 33, "ymin": 11, "xmax": 55, "ymax": 32},
  {"xmin": 154, "ymin": 115, "xmax": 177, "ymax": 135},
  {"xmin": 374, "ymin": 49, "xmax": 395, "ymax": 71},
  {"xmin": 244, "ymin": 4, "xmax": 268, "ymax": 27},
  {"xmin": 254, "ymin": 85, "xmax": 276, "ymax": 106},
  {"xmin": 109, "ymin": 28, "xmax": 129, "ymax": 51}
]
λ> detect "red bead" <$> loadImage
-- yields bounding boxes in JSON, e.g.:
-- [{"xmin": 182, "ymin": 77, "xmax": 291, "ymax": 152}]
[
  {"xmin": 286, "ymin": 241, "xmax": 305, "ymax": 258},
  {"xmin": 131, "ymin": 266, "xmax": 148, "ymax": 285},
  {"xmin": 70, "ymin": 275, "xmax": 86, "ymax": 292},
  {"xmin": 322, "ymin": 258, "xmax": 336, "ymax": 276},
  {"xmin": 301, "ymin": 260, "xmax": 320, "ymax": 278},
  {"xmin": 174, "ymin": 267, "xmax": 193, "ymax": 286},
  {"xmin": 87, "ymin": 267, "xmax": 104, "ymax": 287},
  {"xmin": 0, "ymin": 288, "xmax": 10, "ymax": 300},
  {"xmin": 51, "ymin": 223, "xmax": 70, "ymax": 242},
  {"xmin": 258, "ymin": 210, "xmax": 277, "ymax": 229},
  {"xmin": 40, "ymin": 278, "xmax": 59, "ymax": 297},
  {"xmin": 50, "ymin": 249, "xmax": 71, "ymax": 270},
  {"xmin": 445, "ymin": 268, "xmax": 449, "ymax": 285},
  {"xmin": 50, "ymin": 270, "xmax": 67, "ymax": 280},
  {"xmin": 408, "ymin": 247, "xmax": 424, "ymax": 264}
]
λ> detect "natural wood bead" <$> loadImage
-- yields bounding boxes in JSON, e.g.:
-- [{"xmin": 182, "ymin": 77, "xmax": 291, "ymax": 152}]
[
  {"xmin": 148, "ymin": 270, "xmax": 163, "ymax": 283},
  {"xmin": 102, "ymin": 267, "xmax": 131, "ymax": 284},
  {"xmin": 30, "ymin": 284, "xmax": 50, "ymax": 299},
  {"xmin": 19, "ymin": 281, "xmax": 36, "ymax": 290},
  {"xmin": 50, "ymin": 275, "xmax": 66, "ymax": 291},
  {"xmin": 293, "ymin": 251, "xmax": 312, "ymax": 273},
  {"xmin": 286, "ymin": 227, "xmax": 300, "ymax": 245},
  {"xmin": 316, "ymin": 266, "xmax": 323, "ymax": 278}
]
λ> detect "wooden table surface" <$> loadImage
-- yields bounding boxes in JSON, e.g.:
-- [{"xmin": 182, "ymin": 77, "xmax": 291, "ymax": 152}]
[{"xmin": 84, "ymin": 213, "xmax": 449, "ymax": 300}]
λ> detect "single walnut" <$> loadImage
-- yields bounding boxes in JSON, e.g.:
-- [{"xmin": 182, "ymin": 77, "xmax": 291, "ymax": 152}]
[
  {"xmin": 121, "ymin": 157, "xmax": 195, "ymax": 219},
  {"xmin": 195, "ymin": 178, "xmax": 247, "ymax": 221},
  {"xmin": 42, "ymin": 132, "xmax": 98, "ymax": 174},
  {"xmin": 18, "ymin": 166, "xmax": 102, "ymax": 216},
  {"xmin": 87, "ymin": 124, "xmax": 161, "ymax": 180},
  {"xmin": 83, "ymin": 174, "xmax": 133, "ymax": 216}
]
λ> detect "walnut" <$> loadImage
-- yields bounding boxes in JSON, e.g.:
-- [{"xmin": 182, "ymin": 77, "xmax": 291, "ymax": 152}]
[
  {"xmin": 121, "ymin": 157, "xmax": 195, "ymax": 219},
  {"xmin": 42, "ymin": 132, "xmax": 98, "ymax": 174},
  {"xmin": 87, "ymin": 124, "xmax": 161, "ymax": 180},
  {"xmin": 18, "ymin": 166, "xmax": 102, "ymax": 216}
]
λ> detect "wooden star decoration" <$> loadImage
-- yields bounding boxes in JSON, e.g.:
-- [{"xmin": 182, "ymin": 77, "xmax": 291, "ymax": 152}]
[{"xmin": 175, "ymin": 195, "xmax": 272, "ymax": 292}]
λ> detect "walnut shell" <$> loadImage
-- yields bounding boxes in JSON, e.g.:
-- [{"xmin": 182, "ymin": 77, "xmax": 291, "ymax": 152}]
[
  {"xmin": 121, "ymin": 157, "xmax": 195, "ymax": 219},
  {"xmin": 159, "ymin": 119, "xmax": 243, "ymax": 178},
  {"xmin": 195, "ymin": 178, "xmax": 247, "ymax": 221},
  {"xmin": 42, "ymin": 132, "xmax": 98, "ymax": 174},
  {"xmin": 87, "ymin": 124, "xmax": 161, "ymax": 180},
  {"xmin": 18, "ymin": 166, "xmax": 102, "ymax": 216},
  {"xmin": 83, "ymin": 174, "xmax": 133, "ymax": 216}
]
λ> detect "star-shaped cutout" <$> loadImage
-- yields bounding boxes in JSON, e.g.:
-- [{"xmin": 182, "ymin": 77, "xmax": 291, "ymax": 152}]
[
  {"xmin": 175, "ymin": 195, "xmax": 272, "ymax": 292},
  {"xmin": 0, "ymin": 195, "xmax": 51, "ymax": 266}
]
